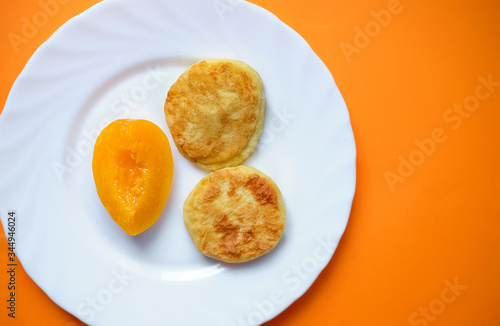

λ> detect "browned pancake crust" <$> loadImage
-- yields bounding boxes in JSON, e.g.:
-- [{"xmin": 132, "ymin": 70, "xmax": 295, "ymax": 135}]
[
  {"xmin": 184, "ymin": 166, "xmax": 286, "ymax": 263},
  {"xmin": 164, "ymin": 59, "xmax": 265, "ymax": 171}
]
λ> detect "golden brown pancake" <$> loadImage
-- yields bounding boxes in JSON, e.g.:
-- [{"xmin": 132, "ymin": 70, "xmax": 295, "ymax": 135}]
[
  {"xmin": 184, "ymin": 166, "xmax": 286, "ymax": 263},
  {"xmin": 164, "ymin": 59, "xmax": 265, "ymax": 171}
]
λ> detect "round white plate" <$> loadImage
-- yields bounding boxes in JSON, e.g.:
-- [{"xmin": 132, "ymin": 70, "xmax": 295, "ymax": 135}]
[{"xmin": 0, "ymin": 0, "xmax": 356, "ymax": 325}]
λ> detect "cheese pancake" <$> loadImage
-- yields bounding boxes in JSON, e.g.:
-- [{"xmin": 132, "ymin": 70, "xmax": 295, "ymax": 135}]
[
  {"xmin": 184, "ymin": 166, "xmax": 286, "ymax": 263},
  {"xmin": 164, "ymin": 59, "xmax": 265, "ymax": 171}
]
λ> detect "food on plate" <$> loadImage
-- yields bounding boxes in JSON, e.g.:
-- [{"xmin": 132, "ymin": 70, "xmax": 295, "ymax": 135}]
[
  {"xmin": 184, "ymin": 166, "xmax": 285, "ymax": 263},
  {"xmin": 164, "ymin": 59, "xmax": 265, "ymax": 171},
  {"xmin": 92, "ymin": 119, "xmax": 174, "ymax": 236}
]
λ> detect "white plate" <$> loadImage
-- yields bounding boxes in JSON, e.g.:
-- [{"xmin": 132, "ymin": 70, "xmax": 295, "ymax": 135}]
[{"xmin": 0, "ymin": 0, "xmax": 356, "ymax": 325}]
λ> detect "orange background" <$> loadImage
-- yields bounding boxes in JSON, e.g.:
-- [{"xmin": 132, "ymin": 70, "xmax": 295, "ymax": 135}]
[{"xmin": 1, "ymin": 0, "xmax": 499, "ymax": 325}]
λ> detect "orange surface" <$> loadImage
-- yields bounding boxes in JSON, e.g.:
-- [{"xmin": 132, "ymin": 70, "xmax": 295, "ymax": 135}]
[{"xmin": 1, "ymin": 0, "xmax": 499, "ymax": 325}]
